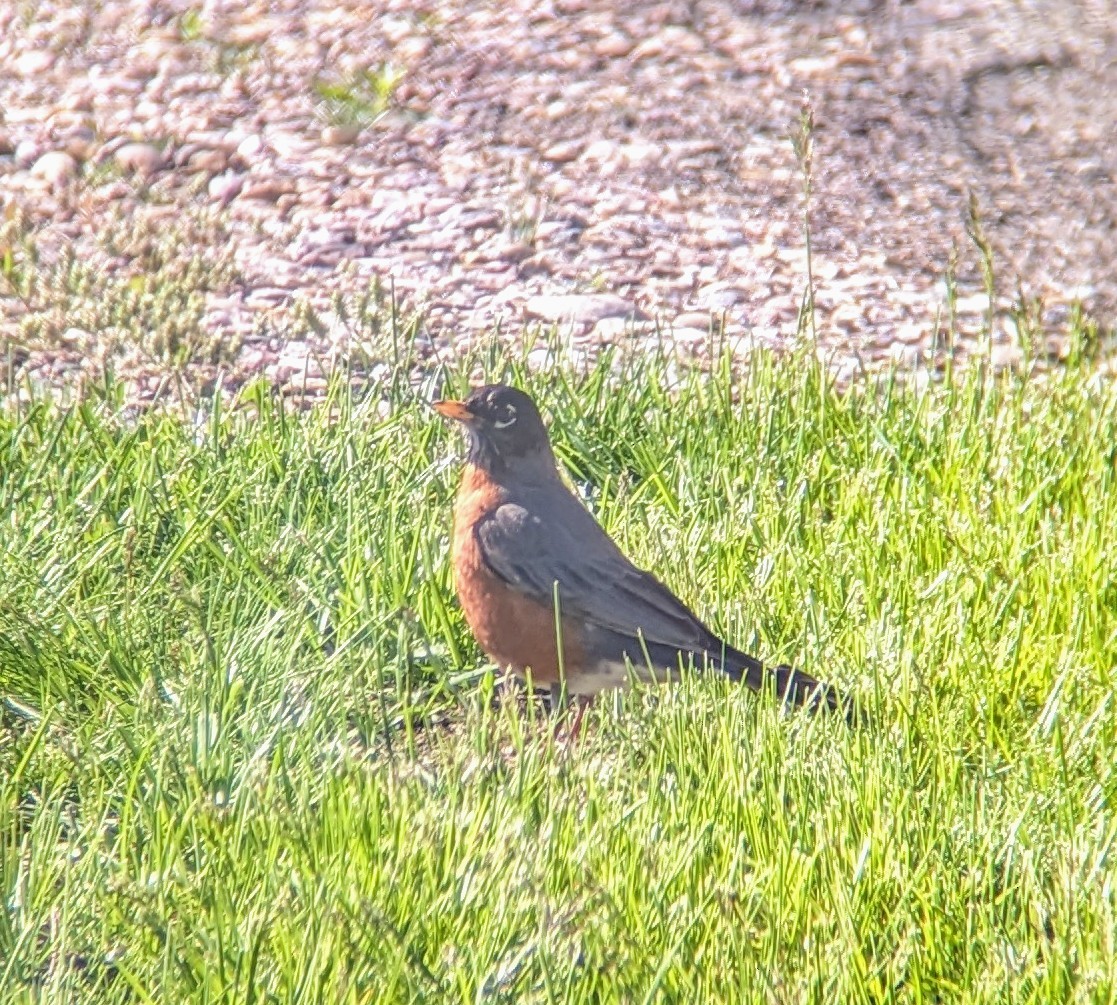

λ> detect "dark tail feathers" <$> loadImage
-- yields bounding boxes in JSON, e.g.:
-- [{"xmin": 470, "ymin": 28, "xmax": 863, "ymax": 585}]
[{"xmin": 720, "ymin": 646, "xmax": 859, "ymax": 724}]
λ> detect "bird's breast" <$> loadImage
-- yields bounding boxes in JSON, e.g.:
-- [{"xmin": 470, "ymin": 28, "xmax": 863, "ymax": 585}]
[{"xmin": 451, "ymin": 464, "xmax": 583, "ymax": 685}]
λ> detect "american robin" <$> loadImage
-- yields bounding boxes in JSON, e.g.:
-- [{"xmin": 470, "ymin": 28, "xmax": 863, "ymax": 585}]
[{"xmin": 434, "ymin": 383, "xmax": 847, "ymax": 718}]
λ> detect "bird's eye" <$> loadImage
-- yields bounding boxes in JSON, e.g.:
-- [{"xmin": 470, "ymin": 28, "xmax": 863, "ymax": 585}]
[{"xmin": 491, "ymin": 404, "xmax": 517, "ymax": 429}]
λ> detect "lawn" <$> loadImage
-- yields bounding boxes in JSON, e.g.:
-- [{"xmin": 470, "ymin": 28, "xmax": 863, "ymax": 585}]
[{"xmin": 2, "ymin": 332, "xmax": 1116, "ymax": 1003}]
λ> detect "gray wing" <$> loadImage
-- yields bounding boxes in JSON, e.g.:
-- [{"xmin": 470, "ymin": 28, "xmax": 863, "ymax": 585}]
[
  {"xmin": 474, "ymin": 499, "xmax": 718, "ymax": 653},
  {"xmin": 474, "ymin": 497, "xmax": 847, "ymax": 715}
]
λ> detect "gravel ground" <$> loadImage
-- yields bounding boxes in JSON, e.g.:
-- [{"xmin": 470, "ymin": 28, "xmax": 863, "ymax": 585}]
[{"xmin": 1, "ymin": 0, "xmax": 1114, "ymax": 398}]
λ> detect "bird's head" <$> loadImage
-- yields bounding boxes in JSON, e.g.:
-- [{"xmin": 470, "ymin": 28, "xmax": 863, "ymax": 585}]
[{"xmin": 434, "ymin": 384, "xmax": 554, "ymax": 474}]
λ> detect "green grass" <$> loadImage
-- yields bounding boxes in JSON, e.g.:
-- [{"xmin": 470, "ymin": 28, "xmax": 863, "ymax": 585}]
[
  {"xmin": 2, "ymin": 338, "xmax": 1116, "ymax": 1002},
  {"xmin": 313, "ymin": 65, "xmax": 403, "ymax": 130},
  {"xmin": 2, "ymin": 204, "xmax": 244, "ymax": 374}
]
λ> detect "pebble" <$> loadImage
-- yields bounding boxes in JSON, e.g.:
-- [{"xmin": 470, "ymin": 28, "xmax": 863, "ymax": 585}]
[
  {"xmin": 62, "ymin": 127, "xmax": 97, "ymax": 161},
  {"xmin": 696, "ymin": 283, "xmax": 746, "ymax": 311},
  {"xmin": 208, "ymin": 171, "xmax": 245, "ymax": 203},
  {"xmin": 15, "ymin": 140, "xmax": 42, "ymax": 168},
  {"xmin": 829, "ymin": 355, "xmax": 862, "ymax": 385},
  {"xmin": 187, "ymin": 148, "xmax": 230, "ymax": 173},
  {"xmin": 244, "ymin": 287, "xmax": 295, "ymax": 309},
  {"xmin": 589, "ymin": 317, "xmax": 638, "ymax": 341},
  {"xmin": 888, "ymin": 342, "xmax": 923, "ymax": 367},
  {"xmin": 14, "ymin": 49, "xmax": 56, "ymax": 76},
  {"xmin": 524, "ymin": 293, "xmax": 637, "ymax": 324},
  {"xmin": 266, "ymin": 340, "xmax": 325, "ymax": 383},
  {"xmin": 1043, "ymin": 336, "xmax": 1070, "ymax": 360},
  {"xmin": 60, "ymin": 327, "xmax": 92, "ymax": 347},
  {"xmin": 672, "ymin": 327, "xmax": 711, "ymax": 345},
  {"xmin": 397, "ymin": 36, "xmax": 431, "ymax": 62},
  {"xmin": 240, "ymin": 178, "xmax": 297, "ymax": 201},
  {"xmin": 225, "ymin": 18, "xmax": 284, "ymax": 46},
  {"xmin": 239, "ymin": 347, "xmax": 278, "ymax": 371},
  {"xmin": 31, "ymin": 150, "xmax": 78, "ymax": 185},
  {"xmin": 673, "ymin": 311, "xmax": 712, "ymax": 330},
  {"xmin": 236, "ymin": 133, "xmax": 264, "ymax": 160},
  {"xmin": 989, "ymin": 343, "xmax": 1024, "ymax": 370},
  {"xmin": 114, "ymin": 142, "xmax": 165, "ymax": 175},
  {"xmin": 953, "ymin": 293, "xmax": 991, "ymax": 316},
  {"xmin": 321, "ymin": 125, "xmax": 361, "ymax": 146},
  {"xmin": 540, "ymin": 139, "xmax": 584, "ymax": 163},
  {"xmin": 892, "ymin": 322, "xmax": 926, "ymax": 344},
  {"xmin": 594, "ymin": 33, "xmax": 634, "ymax": 58},
  {"xmin": 495, "ymin": 240, "xmax": 535, "ymax": 263}
]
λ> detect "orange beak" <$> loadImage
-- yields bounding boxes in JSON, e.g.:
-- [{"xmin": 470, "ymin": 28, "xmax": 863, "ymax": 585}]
[{"xmin": 432, "ymin": 399, "xmax": 474, "ymax": 422}]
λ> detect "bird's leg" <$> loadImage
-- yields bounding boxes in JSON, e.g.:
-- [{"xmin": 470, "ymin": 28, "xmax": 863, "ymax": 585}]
[
  {"xmin": 565, "ymin": 694, "xmax": 591, "ymax": 742},
  {"xmin": 549, "ymin": 683, "xmax": 592, "ymax": 745}
]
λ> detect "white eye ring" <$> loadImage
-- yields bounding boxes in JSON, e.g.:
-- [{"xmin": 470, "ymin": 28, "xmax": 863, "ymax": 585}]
[{"xmin": 492, "ymin": 405, "xmax": 517, "ymax": 429}]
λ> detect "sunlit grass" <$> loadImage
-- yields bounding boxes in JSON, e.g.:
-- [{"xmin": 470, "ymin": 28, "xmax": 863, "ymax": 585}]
[{"xmin": 2, "ymin": 334, "xmax": 1116, "ymax": 1002}]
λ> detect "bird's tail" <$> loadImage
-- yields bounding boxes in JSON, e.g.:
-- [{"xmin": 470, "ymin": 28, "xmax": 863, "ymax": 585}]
[{"xmin": 719, "ymin": 645, "xmax": 856, "ymax": 722}]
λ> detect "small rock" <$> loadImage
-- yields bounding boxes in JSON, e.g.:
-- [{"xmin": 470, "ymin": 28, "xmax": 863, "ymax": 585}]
[
  {"xmin": 59, "ymin": 327, "xmax": 92, "ymax": 347},
  {"xmin": 532, "ymin": 221, "xmax": 573, "ymax": 242},
  {"xmin": 31, "ymin": 150, "xmax": 78, "ymax": 185},
  {"xmin": 789, "ymin": 56, "xmax": 837, "ymax": 77},
  {"xmin": 240, "ymin": 178, "xmax": 296, "ymax": 201},
  {"xmin": 15, "ymin": 140, "xmax": 42, "ymax": 168},
  {"xmin": 829, "ymin": 355, "xmax": 861, "ymax": 384},
  {"xmin": 495, "ymin": 240, "xmax": 534, "ymax": 263},
  {"xmin": 893, "ymin": 322, "xmax": 925, "ymax": 344},
  {"xmin": 321, "ymin": 125, "xmax": 361, "ymax": 146},
  {"xmin": 115, "ymin": 142, "xmax": 165, "ymax": 175},
  {"xmin": 225, "ymin": 17, "xmax": 283, "ymax": 46},
  {"xmin": 673, "ymin": 311, "xmax": 712, "ymax": 330},
  {"xmin": 582, "ymin": 139, "xmax": 618, "ymax": 163},
  {"xmin": 594, "ymin": 33, "xmax": 634, "ymax": 58},
  {"xmin": 524, "ymin": 293, "xmax": 637, "ymax": 324},
  {"xmin": 271, "ymin": 341, "xmax": 325, "ymax": 381},
  {"xmin": 526, "ymin": 346, "xmax": 558, "ymax": 370},
  {"xmin": 1042, "ymin": 303, "xmax": 1072, "ymax": 328},
  {"xmin": 62, "ymin": 127, "xmax": 97, "ymax": 161},
  {"xmin": 244, "ymin": 287, "xmax": 294, "ymax": 309},
  {"xmin": 208, "ymin": 171, "xmax": 244, "ymax": 203},
  {"xmin": 888, "ymin": 342, "xmax": 922, "ymax": 367},
  {"xmin": 1000, "ymin": 316, "xmax": 1021, "ymax": 342},
  {"xmin": 266, "ymin": 129, "xmax": 312, "ymax": 160},
  {"xmin": 236, "ymin": 133, "xmax": 263, "ymax": 160},
  {"xmin": 829, "ymin": 302, "xmax": 863, "ymax": 328},
  {"xmin": 187, "ymin": 148, "xmax": 229, "ymax": 173},
  {"xmin": 632, "ymin": 26, "xmax": 704, "ymax": 60},
  {"xmin": 283, "ymin": 375, "xmax": 329, "ymax": 396},
  {"xmin": 1043, "ymin": 336, "xmax": 1070, "ymax": 360},
  {"xmin": 540, "ymin": 139, "xmax": 584, "ymax": 163},
  {"xmin": 583, "ymin": 139, "xmax": 659, "ymax": 165},
  {"xmin": 659, "ymin": 185, "xmax": 682, "ymax": 209},
  {"xmin": 238, "ymin": 347, "xmax": 278, "ymax": 372},
  {"xmin": 589, "ymin": 317, "xmax": 632, "ymax": 341},
  {"xmin": 60, "ymin": 89, "xmax": 94, "ymax": 112},
  {"xmin": 0, "ymin": 130, "xmax": 15, "ymax": 156},
  {"xmin": 397, "ymin": 36, "xmax": 431, "ymax": 61},
  {"xmin": 14, "ymin": 49, "xmax": 56, "ymax": 76},
  {"xmin": 953, "ymin": 293, "xmax": 990, "ymax": 316},
  {"xmin": 812, "ymin": 258, "xmax": 840, "ymax": 281},
  {"xmin": 989, "ymin": 343, "xmax": 1023, "ymax": 370},
  {"xmin": 696, "ymin": 283, "xmax": 745, "ymax": 310}
]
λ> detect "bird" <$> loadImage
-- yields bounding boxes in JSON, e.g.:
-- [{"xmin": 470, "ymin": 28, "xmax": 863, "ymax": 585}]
[{"xmin": 433, "ymin": 383, "xmax": 848, "ymax": 723}]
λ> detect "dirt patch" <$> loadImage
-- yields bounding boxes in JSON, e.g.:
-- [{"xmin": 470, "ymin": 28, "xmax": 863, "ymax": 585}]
[{"xmin": 1, "ymin": 0, "xmax": 1113, "ymax": 397}]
